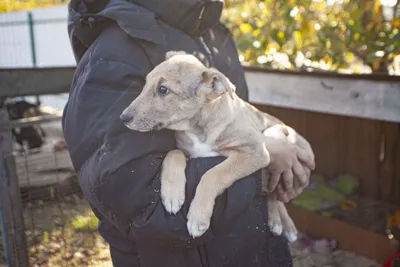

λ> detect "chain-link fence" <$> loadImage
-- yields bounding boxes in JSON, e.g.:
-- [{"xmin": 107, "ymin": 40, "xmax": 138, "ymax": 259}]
[
  {"xmin": 0, "ymin": 7, "xmax": 99, "ymax": 265},
  {"xmin": 0, "ymin": 4, "xmax": 75, "ymax": 68},
  {"xmin": 0, "ymin": 2, "xmax": 397, "ymax": 267},
  {"xmin": 0, "ymin": 99, "xmax": 112, "ymax": 267}
]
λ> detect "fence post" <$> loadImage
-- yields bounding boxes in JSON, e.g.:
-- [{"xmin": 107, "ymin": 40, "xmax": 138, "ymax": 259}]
[
  {"xmin": 0, "ymin": 103, "xmax": 29, "ymax": 267},
  {"xmin": 27, "ymin": 11, "xmax": 41, "ymax": 115},
  {"xmin": 27, "ymin": 12, "xmax": 37, "ymax": 68}
]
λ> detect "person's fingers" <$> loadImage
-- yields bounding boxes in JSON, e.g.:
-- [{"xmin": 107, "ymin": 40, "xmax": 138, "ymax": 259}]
[
  {"xmin": 267, "ymin": 173, "xmax": 281, "ymax": 192},
  {"xmin": 281, "ymin": 171, "xmax": 297, "ymax": 201},
  {"xmin": 276, "ymin": 184, "xmax": 290, "ymax": 203},
  {"xmin": 296, "ymin": 148, "xmax": 315, "ymax": 170},
  {"xmin": 291, "ymin": 132, "xmax": 313, "ymax": 152},
  {"xmin": 292, "ymin": 180, "xmax": 302, "ymax": 198},
  {"xmin": 304, "ymin": 167, "xmax": 311, "ymax": 180},
  {"xmin": 292, "ymin": 165, "xmax": 312, "ymax": 198},
  {"xmin": 282, "ymin": 170, "xmax": 294, "ymax": 192},
  {"xmin": 293, "ymin": 162, "xmax": 308, "ymax": 188}
]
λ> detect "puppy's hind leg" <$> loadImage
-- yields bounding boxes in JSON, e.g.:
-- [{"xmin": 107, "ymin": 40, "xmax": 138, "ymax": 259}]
[
  {"xmin": 279, "ymin": 203, "xmax": 298, "ymax": 242},
  {"xmin": 161, "ymin": 149, "xmax": 187, "ymax": 215},
  {"xmin": 263, "ymin": 168, "xmax": 298, "ymax": 242},
  {"xmin": 267, "ymin": 193, "xmax": 283, "ymax": 236},
  {"xmin": 262, "ymin": 169, "xmax": 283, "ymax": 236}
]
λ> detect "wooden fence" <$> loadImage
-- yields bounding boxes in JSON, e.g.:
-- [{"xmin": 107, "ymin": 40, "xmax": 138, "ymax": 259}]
[
  {"xmin": 256, "ymin": 104, "xmax": 400, "ymax": 205},
  {"xmin": 0, "ymin": 66, "xmax": 399, "ymax": 265}
]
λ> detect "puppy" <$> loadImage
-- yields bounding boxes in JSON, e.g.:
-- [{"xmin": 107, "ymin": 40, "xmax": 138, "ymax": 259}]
[{"xmin": 121, "ymin": 51, "xmax": 315, "ymax": 240}]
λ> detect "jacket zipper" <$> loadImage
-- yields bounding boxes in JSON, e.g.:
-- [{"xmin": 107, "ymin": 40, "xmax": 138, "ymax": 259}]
[
  {"xmin": 195, "ymin": 3, "xmax": 214, "ymax": 68},
  {"xmin": 194, "ymin": 4, "xmax": 212, "ymax": 267},
  {"xmin": 197, "ymin": 35, "xmax": 214, "ymax": 67},
  {"xmin": 196, "ymin": 37, "xmax": 212, "ymax": 267}
]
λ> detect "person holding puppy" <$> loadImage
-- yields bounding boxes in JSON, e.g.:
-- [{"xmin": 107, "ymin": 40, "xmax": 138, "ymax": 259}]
[{"xmin": 63, "ymin": 0, "xmax": 315, "ymax": 266}]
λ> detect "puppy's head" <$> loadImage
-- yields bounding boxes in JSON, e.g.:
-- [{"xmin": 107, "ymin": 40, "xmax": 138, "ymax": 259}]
[{"xmin": 120, "ymin": 51, "xmax": 236, "ymax": 132}]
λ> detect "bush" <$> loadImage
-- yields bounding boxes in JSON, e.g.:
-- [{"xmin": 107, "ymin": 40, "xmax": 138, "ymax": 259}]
[{"xmin": 222, "ymin": 0, "xmax": 400, "ymax": 74}]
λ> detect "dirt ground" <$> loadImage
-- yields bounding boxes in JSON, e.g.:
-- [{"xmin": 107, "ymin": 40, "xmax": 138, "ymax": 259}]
[
  {"xmin": 289, "ymin": 243, "xmax": 380, "ymax": 267},
  {"xmin": 0, "ymin": 195, "xmax": 382, "ymax": 267}
]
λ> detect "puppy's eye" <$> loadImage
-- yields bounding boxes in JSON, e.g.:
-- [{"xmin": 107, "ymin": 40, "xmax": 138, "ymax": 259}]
[
  {"xmin": 158, "ymin": 85, "xmax": 169, "ymax": 96},
  {"xmin": 211, "ymin": 77, "xmax": 217, "ymax": 88}
]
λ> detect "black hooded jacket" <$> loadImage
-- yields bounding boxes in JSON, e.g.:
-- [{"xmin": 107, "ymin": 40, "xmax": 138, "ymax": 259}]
[{"xmin": 62, "ymin": 0, "xmax": 292, "ymax": 266}]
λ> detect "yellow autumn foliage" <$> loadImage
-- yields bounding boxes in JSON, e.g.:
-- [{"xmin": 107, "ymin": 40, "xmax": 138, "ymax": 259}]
[{"xmin": 0, "ymin": 0, "xmax": 65, "ymax": 13}]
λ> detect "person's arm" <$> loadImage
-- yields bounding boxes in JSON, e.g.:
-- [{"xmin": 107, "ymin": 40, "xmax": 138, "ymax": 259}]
[
  {"xmin": 63, "ymin": 27, "xmax": 263, "ymax": 248},
  {"xmin": 263, "ymin": 125, "xmax": 315, "ymax": 203}
]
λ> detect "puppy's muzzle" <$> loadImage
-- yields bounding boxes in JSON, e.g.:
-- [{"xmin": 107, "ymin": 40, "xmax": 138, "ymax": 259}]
[{"xmin": 120, "ymin": 112, "xmax": 133, "ymax": 124}]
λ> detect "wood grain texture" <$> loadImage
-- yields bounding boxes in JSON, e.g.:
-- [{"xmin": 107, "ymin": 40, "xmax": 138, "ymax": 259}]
[
  {"xmin": 0, "ymin": 107, "xmax": 29, "ymax": 267},
  {"xmin": 253, "ymin": 104, "xmax": 400, "ymax": 205},
  {"xmin": 287, "ymin": 204, "xmax": 392, "ymax": 263},
  {"xmin": 246, "ymin": 71, "xmax": 400, "ymax": 123},
  {"xmin": 1, "ymin": 67, "xmax": 399, "ymax": 124}
]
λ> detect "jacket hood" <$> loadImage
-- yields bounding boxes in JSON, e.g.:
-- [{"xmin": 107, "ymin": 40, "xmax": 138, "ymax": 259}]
[
  {"xmin": 129, "ymin": 0, "xmax": 223, "ymax": 37},
  {"xmin": 68, "ymin": 0, "xmax": 223, "ymax": 50}
]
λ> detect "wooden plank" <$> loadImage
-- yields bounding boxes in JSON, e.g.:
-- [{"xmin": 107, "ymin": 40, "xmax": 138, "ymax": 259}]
[
  {"xmin": 254, "ymin": 105, "xmax": 308, "ymax": 135},
  {"xmin": 246, "ymin": 70, "xmax": 400, "ymax": 123},
  {"xmin": 304, "ymin": 111, "xmax": 345, "ymax": 178},
  {"xmin": 255, "ymin": 105, "xmax": 399, "ymax": 204},
  {"xmin": 0, "ymin": 114, "xmax": 61, "ymax": 130},
  {"xmin": 394, "ymin": 125, "xmax": 400, "ymax": 204},
  {"xmin": 14, "ymin": 143, "xmax": 74, "ymax": 188},
  {"xmin": 342, "ymin": 117, "xmax": 381, "ymax": 198},
  {"xmin": 1, "ymin": 67, "xmax": 400, "ymax": 123},
  {"xmin": 287, "ymin": 204, "xmax": 392, "ymax": 263},
  {"xmin": 0, "ymin": 107, "xmax": 29, "ymax": 267},
  {"xmin": 378, "ymin": 122, "xmax": 399, "ymax": 203},
  {"xmin": 0, "ymin": 68, "xmax": 75, "ymax": 98},
  {"xmin": 257, "ymin": 106, "xmax": 346, "ymax": 180}
]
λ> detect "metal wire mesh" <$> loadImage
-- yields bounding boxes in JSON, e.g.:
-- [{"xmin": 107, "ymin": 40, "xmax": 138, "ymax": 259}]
[
  {"xmin": 0, "ymin": 101, "xmax": 111, "ymax": 267},
  {"xmin": 0, "ymin": 2, "xmax": 397, "ymax": 267},
  {"xmin": 0, "ymin": 4, "xmax": 75, "ymax": 68}
]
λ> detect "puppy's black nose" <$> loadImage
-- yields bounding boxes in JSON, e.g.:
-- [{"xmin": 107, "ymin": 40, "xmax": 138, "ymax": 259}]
[{"xmin": 120, "ymin": 113, "xmax": 133, "ymax": 123}]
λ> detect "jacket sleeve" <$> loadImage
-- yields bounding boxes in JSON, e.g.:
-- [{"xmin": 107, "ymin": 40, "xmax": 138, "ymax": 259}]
[{"xmin": 64, "ymin": 26, "xmax": 263, "ymax": 249}]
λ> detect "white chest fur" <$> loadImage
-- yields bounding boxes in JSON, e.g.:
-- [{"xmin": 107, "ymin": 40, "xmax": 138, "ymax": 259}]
[{"xmin": 179, "ymin": 132, "xmax": 220, "ymax": 159}]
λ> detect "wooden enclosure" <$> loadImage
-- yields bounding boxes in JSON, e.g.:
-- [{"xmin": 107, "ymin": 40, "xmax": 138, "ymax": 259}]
[
  {"xmin": 244, "ymin": 67, "xmax": 400, "ymax": 262},
  {"xmin": 1, "ymin": 67, "xmax": 399, "ymax": 205},
  {"xmin": 1, "ymin": 66, "xmax": 399, "ymax": 263},
  {"xmin": 255, "ymin": 104, "xmax": 400, "ymax": 205}
]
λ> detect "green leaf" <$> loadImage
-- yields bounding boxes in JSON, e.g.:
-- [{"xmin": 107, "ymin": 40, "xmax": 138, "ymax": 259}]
[
  {"xmin": 350, "ymin": 9, "xmax": 364, "ymax": 21},
  {"xmin": 293, "ymin": 30, "xmax": 303, "ymax": 50},
  {"xmin": 366, "ymin": 51, "xmax": 384, "ymax": 63},
  {"xmin": 239, "ymin": 23, "xmax": 253, "ymax": 34},
  {"xmin": 43, "ymin": 231, "xmax": 49, "ymax": 242},
  {"xmin": 393, "ymin": 32, "xmax": 400, "ymax": 42}
]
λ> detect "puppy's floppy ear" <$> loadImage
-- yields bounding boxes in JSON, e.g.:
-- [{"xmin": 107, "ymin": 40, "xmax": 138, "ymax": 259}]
[
  {"xmin": 199, "ymin": 68, "xmax": 236, "ymax": 100},
  {"xmin": 165, "ymin": 50, "xmax": 188, "ymax": 60}
]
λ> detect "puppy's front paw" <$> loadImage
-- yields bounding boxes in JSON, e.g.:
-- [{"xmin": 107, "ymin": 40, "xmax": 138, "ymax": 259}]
[
  {"xmin": 280, "ymin": 208, "xmax": 298, "ymax": 242},
  {"xmin": 284, "ymin": 231, "xmax": 298, "ymax": 243},
  {"xmin": 186, "ymin": 199, "xmax": 212, "ymax": 238},
  {"xmin": 268, "ymin": 201, "xmax": 283, "ymax": 236},
  {"xmin": 161, "ymin": 180, "xmax": 185, "ymax": 215},
  {"xmin": 268, "ymin": 217, "xmax": 283, "ymax": 236},
  {"xmin": 161, "ymin": 191, "xmax": 185, "ymax": 215},
  {"xmin": 160, "ymin": 150, "xmax": 187, "ymax": 215},
  {"xmin": 187, "ymin": 216, "xmax": 210, "ymax": 238}
]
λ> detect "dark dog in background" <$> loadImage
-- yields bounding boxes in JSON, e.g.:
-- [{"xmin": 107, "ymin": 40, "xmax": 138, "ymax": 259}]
[{"xmin": 5, "ymin": 99, "xmax": 46, "ymax": 151}]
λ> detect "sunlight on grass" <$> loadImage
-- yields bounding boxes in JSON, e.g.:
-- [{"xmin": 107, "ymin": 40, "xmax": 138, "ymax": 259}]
[
  {"xmin": 70, "ymin": 212, "xmax": 99, "ymax": 233},
  {"xmin": 18, "ymin": 197, "xmax": 112, "ymax": 267}
]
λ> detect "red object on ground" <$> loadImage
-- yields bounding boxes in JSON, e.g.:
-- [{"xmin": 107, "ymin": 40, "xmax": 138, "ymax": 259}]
[{"xmin": 382, "ymin": 252, "xmax": 400, "ymax": 267}]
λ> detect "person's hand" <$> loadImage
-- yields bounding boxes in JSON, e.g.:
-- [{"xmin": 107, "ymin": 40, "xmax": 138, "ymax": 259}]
[
  {"xmin": 263, "ymin": 125, "xmax": 315, "ymax": 202},
  {"xmin": 274, "ymin": 164, "xmax": 312, "ymax": 203}
]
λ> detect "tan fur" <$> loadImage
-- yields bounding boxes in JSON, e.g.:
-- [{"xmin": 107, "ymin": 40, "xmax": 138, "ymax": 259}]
[{"xmin": 121, "ymin": 52, "xmax": 314, "ymax": 240}]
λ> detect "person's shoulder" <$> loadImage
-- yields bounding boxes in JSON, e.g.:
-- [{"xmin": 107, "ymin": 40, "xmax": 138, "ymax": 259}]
[{"xmin": 88, "ymin": 24, "xmax": 151, "ymax": 71}]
